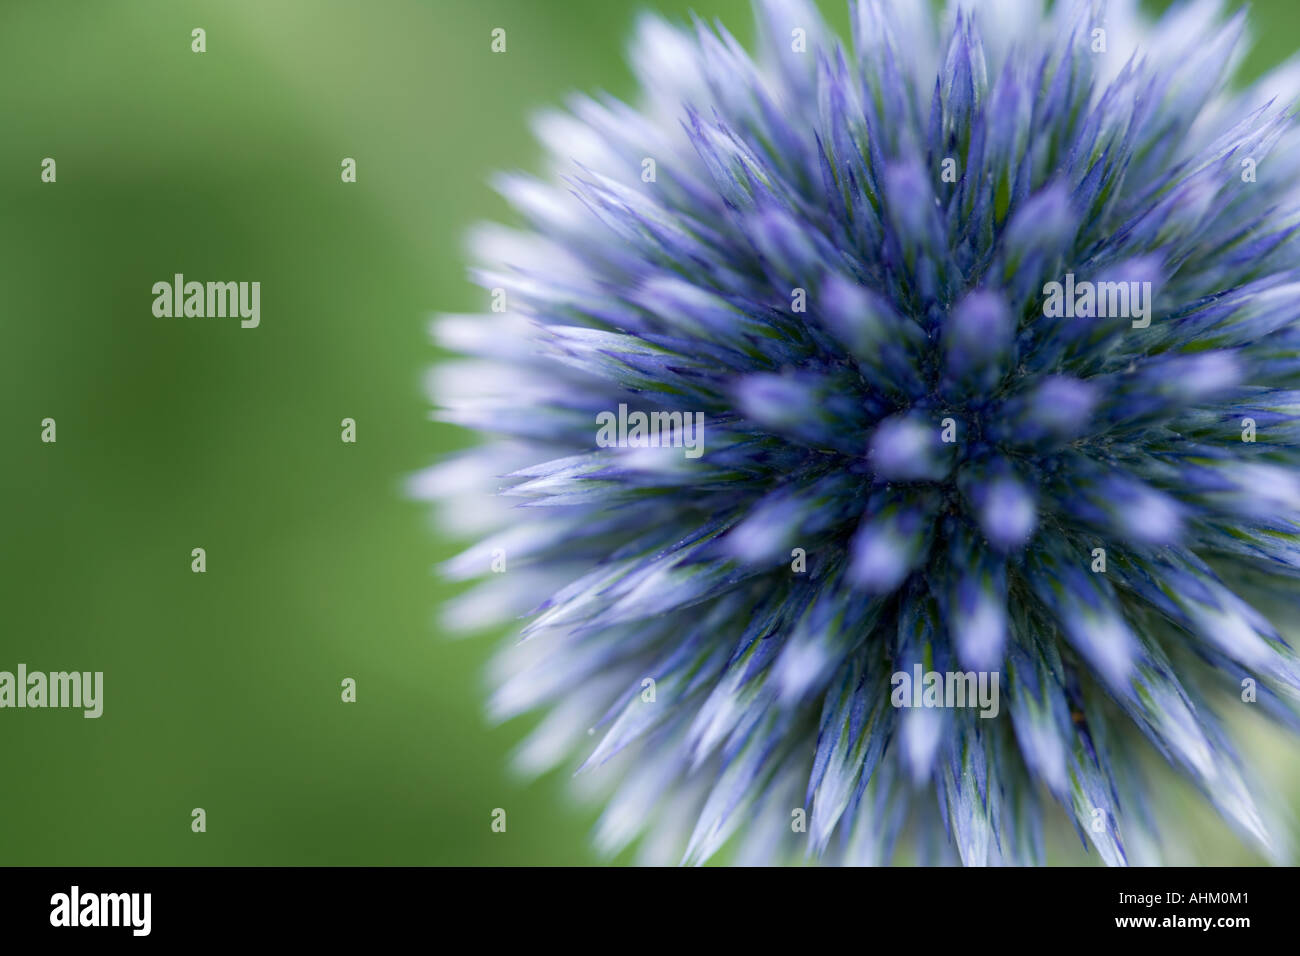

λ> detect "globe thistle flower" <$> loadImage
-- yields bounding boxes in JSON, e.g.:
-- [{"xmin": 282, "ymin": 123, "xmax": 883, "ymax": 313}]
[{"xmin": 418, "ymin": 0, "xmax": 1300, "ymax": 865}]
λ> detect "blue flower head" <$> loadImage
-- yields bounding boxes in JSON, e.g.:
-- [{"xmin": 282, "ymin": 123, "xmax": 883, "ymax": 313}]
[{"xmin": 419, "ymin": 0, "xmax": 1300, "ymax": 864}]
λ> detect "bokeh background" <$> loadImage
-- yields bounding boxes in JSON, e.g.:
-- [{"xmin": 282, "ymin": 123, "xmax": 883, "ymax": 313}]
[{"xmin": 1, "ymin": 0, "xmax": 1298, "ymax": 865}]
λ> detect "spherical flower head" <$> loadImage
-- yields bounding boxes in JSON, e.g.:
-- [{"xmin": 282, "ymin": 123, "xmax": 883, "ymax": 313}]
[{"xmin": 419, "ymin": 0, "xmax": 1300, "ymax": 865}]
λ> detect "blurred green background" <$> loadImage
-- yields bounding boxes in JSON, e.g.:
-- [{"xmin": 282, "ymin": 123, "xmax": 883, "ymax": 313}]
[{"xmin": 0, "ymin": 0, "xmax": 1297, "ymax": 866}]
